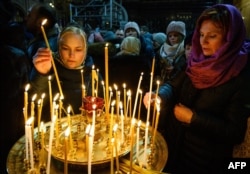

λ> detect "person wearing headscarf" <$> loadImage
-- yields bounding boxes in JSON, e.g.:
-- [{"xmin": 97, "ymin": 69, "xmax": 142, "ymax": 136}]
[{"xmin": 143, "ymin": 4, "xmax": 250, "ymax": 174}]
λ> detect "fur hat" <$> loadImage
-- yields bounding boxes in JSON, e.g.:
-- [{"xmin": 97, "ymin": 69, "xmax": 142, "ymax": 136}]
[
  {"xmin": 166, "ymin": 21, "xmax": 186, "ymax": 37},
  {"xmin": 153, "ymin": 32, "xmax": 167, "ymax": 45},
  {"xmin": 120, "ymin": 36, "xmax": 141, "ymax": 55},
  {"xmin": 124, "ymin": 21, "xmax": 140, "ymax": 35}
]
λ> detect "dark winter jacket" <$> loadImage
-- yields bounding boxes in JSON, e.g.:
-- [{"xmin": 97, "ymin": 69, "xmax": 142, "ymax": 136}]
[
  {"xmin": 29, "ymin": 55, "xmax": 103, "ymax": 122},
  {"xmin": 158, "ymin": 56, "xmax": 250, "ymax": 174}
]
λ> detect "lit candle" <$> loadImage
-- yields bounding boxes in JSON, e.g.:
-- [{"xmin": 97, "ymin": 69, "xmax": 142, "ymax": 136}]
[
  {"xmin": 143, "ymin": 121, "xmax": 149, "ymax": 167},
  {"xmin": 92, "ymin": 104, "xmax": 97, "ymax": 127},
  {"xmin": 129, "ymin": 118, "xmax": 136, "ymax": 173},
  {"xmin": 113, "ymin": 84, "xmax": 119, "ymax": 116},
  {"xmin": 123, "ymin": 83, "xmax": 126, "ymax": 116},
  {"xmin": 48, "ymin": 76, "xmax": 53, "ymax": 120},
  {"xmin": 109, "ymin": 101, "xmax": 115, "ymax": 145},
  {"xmin": 137, "ymin": 89, "xmax": 143, "ymax": 121},
  {"xmin": 30, "ymin": 94, "xmax": 37, "ymax": 117},
  {"xmin": 101, "ymin": 81, "xmax": 105, "ymax": 102},
  {"xmin": 92, "ymin": 65, "xmax": 95, "ymax": 96},
  {"xmin": 152, "ymin": 80, "xmax": 160, "ymax": 129},
  {"xmin": 85, "ymin": 124, "xmax": 91, "ymax": 155},
  {"xmin": 41, "ymin": 19, "xmax": 64, "ymax": 99},
  {"xmin": 47, "ymin": 115, "xmax": 56, "ymax": 174},
  {"xmin": 80, "ymin": 69, "xmax": 85, "ymax": 98},
  {"xmin": 136, "ymin": 120, "xmax": 141, "ymax": 160},
  {"xmin": 96, "ymin": 68, "xmax": 99, "ymax": 96},
  {"xmin": 59, "ymin": 95, "xmax": 63, "ymax": 120},
  {"xmin": 64, "ymin": 127, "xmax": 70, "ymax": 174},
  {"xmin": 82, "ymin": 85, "xmax": 86, "ymax": 98},
  {"xmin": 132, "ymin": 72, "xmax": 143, "ymax": 120},
  {"xmin": 126, "ymin": 90, "xmax": 131, "ymax": 120},
  {"xmin": 146, "ymin": 58, "xmax": 156, "ymax": 125},
  {"xmin": 24, "ymin": 84, "xmax": 30, "ymax": 122},
  {"xmin": 104, "ymin": 43, "xmax": 109, "ymax": 120},
  {"xmin": 119, "ymin": 102, "xmax": 124, "ymax": 144},
  {"xmin": 37, "ymin": 93, "xmax": 45, "ymax": 133}
]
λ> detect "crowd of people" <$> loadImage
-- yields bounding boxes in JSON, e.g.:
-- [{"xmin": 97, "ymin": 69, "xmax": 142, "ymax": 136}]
[{"xmin": 1, "ymin": 1, "xmax": 250, "ymax": 174}]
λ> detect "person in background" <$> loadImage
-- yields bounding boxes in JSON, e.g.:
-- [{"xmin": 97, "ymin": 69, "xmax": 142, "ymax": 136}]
[
  {"xmin": 115, "ymin": 36, "xmax": 141, "ymax": 56},
  {"xmin": 115, "ymin": 28, "xmax": 125, "ymax": 39},
  {"xmin": 183, "ymin": 32, "xmax": 193, "ymax": 61},
  {"xmin": 124, "ymin": 21, "xmax": 155, "ymax": 69},
  {"xmin": 30, "ymin": 25, "xmax": 103, "ymax": 122},
  {"xmin": 143, "ymin": 4, "xmax": 250, "ymax": 174},
  {"xmin": 87, "ymin": 26, "xmax": 104, "ymax": 44},
  {"xmin": 0, "ymin": 0, "xmax": 30, "ymax": 173},
  {"xmin": 24, "ymin": 2, "xmax": 59, "ymax": 68},
  {"xmin": 152, "ymin": 32, "xmax": 167, "ymax": 52},
  {"xmin": 156, "ymin": 21, "xmax": 186, "ymax": 82},
  {"xmin": 140, "ymin": 25, "xmax": 152, "ymax": 40}
]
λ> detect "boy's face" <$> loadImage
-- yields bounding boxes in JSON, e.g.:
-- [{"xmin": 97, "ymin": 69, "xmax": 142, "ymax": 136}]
[{"xmin": 185, "ymin": 44, "xmax": 192, "ymax": 60}]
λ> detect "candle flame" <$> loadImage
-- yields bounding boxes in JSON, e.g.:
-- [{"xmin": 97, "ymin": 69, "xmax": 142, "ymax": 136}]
[
  {"xmin": 85, "ymin": 124, "xmax": 91, "ymax": 134},
  {"xmin": 48, "ymin": 75, "xmax": 51, "ymax": 80},
  {"xmin": 137, "ymin": 120, "xmax": 141, "ymax": 127},
  {"xmin": 101, "ymin": 80, "xmax": 104, "ymax": 85},
  {"xmin": 111, "ymin": 100, "xmax": 116, "ymax": 106},
  {"xmin": 119, "ymin": 101, "xmax": 123, "ymax": 109},
  {"xmin": 92, "ymin": 104, "xmax": 97, "ymax": 110},
  {"xmin": 67, "ymin": 106, "xmax": 71, "ymax": 114},
  {"xmin": 123, "ymin": 83, "xmax": 126, "ymax": 88},
  {"xmin": 41, "ymin": 93, "xmax": 46, "ymax": 99},
  {"xmin": 105, "ymin": 43, "xmax": 109, "ymax": 47},
  {"xmin": 113, "ymin": 84, "xmax": 117, "ymax": 90},
  {"xmin": 41, "ymin": 19, "xmax": 47, "ymax": 26},
  {"xmin": 38, "ymin": 99, "xmax": 42, "ymax": 105},
  {"xmin": 113, "ymin": 123, "xmax": 118, "ymax": 132},
  {"xmin": 53, "ymin": 93, "xmax": 59, "ymax": 101},
  {"xmin": 26, "ymin": 116, "xmax": 34, "ymax": 125},
  {"xmin": 25, "ymin": 84, "xmax": 30, "ymax": 91},
  {"xmin": 65, "ymin": 127, "xmax": 70, "ymax": 137},
  {"xmin": 32, "ymin": 94, "xmax": 37, "ymax": 101}
]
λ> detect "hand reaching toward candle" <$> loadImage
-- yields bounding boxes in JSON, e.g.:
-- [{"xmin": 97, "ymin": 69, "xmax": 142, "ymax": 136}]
[
  {"xmin": 143, "ymin": 92, "xmax": 159, "ymax": 109},
  {"xmin": 33, "ymin": 48, "xmax": 52, "ymax": 75},
  {"xmin": 173, "ymin": 103, "xmax": 193, "ymax": 124}
]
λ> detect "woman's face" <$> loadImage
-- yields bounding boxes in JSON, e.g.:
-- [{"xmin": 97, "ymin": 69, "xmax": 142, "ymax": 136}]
[
  {"xmin": 168, "ymin": 31, "xmax": 181, "ymax": 45},
  {"xmin": 59, "ymin": 32, "xmax": 86, "ymax": 69},
  {"xmin": 199, "ymin": 20, "xmax": 225, "ymax": 56}
]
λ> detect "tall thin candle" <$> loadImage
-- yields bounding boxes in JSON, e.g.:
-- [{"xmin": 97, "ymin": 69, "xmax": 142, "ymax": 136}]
[
  {"xmin": 136, "ymin": 120, "xmax": 141, "ymax": 160},
  {"xmin": 143, "ymin": 121, "xmax": 149, "ymax": 167},
  {"xmin": 132, "ymin": 72, "xmax": 143, "ymax": 120},
  {"xmin": 104, "ymin": 43, "xmax": 109, "ymax": 120},
  {"xmin": 152, "ymin": 80, "xmax": 160, "ymax": 129},
  {"xmin": 48, "ymin": 76, "xmax": 53, "ymax": 120},
  {"xmin": 30, "ymin": 94, "xmax": 37, "ymax": 117},
  {"xmin": 119, "ymin": 102, "xmax": 124, "ymax": 144},
  {"xmin": 47, "ymin": 115, "xmax": 56, "ymax": 174},
  {"xmin": 129, "ymin": 118, "xmax": 136, "ymax": 174},
  {"xmin": 41, "ymin": 19, "xmax": 64, "ymax": 99},
  {"xmin": 123, "ymin": 83, "xmax": 126, "ymax": 117}
]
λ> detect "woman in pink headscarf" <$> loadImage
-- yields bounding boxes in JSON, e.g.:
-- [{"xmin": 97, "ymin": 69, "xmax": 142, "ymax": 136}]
[{"xmin": 143, "ymin": 4, "xmax": 250, "ymax": 174}]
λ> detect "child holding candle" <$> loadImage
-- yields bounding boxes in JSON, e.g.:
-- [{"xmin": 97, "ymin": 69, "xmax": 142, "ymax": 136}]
[
  {"xmin": 30, "ymin": 25, "xmax": 103, "ymax": 122},
  {"xmin": 143, "ymin": 4, "xmax": 250, "ymax": 174}
]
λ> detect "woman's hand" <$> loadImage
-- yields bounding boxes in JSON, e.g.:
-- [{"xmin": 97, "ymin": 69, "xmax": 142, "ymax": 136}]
[
  {"xmin": 32, "ymin": 48, "xmax": 52, "ymax": 74},
  {"xmin": 143, "ymin": 92, "xmax": 160, "ymax": 108},
  {"xmin": 174, "ymin": 103, "xmax": 193, "ymax": 124}
]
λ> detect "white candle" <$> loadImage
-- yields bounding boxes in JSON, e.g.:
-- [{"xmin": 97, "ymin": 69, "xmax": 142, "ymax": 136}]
[
  {"xmin": 137, "ymin": 89, "xmax": 143, "ymax": 121},
  {"xmin": 101, "ymin": 81, "xmax": 105, "ymax": 102},
  {"xmin": 88, "ymin": 125, "xmax": 94, "ymax": 174},
  {"xmin": 136, "ymin": 120, "xmax": 141, "ymax": 160},
  {"xmin": 119, "ymin": 102, "xmax": 124, "ymax": 144},
  {"xmin": 30, "ymin": 94, "xmax": 37, "ymax": 117},
  {"xmin": 123, "ymin": 83, "xmax": 126, "ymax": 117},
  {"xmin": 143, "ymin": 121, "xmax": 149, "ymax": 167},
  {"xmin": 132, "ymin": 72, "xmax": 143, "ymax": 120},
  {"xmin": 24, "ymin": 84, "xmax": 30, "ymax": 122},
  {"xmin": 92, "ymin": 65, "xmax": 95, "ymax": 96},
  {"xmin": 152, "ymin": 80, "xmax": 160, "ymax": 129},
  {"xmin": 40, "ymin": 122, "xmax": 45, "ymax": 165},
  {"xmin": 27, "ymin": 117, "xmax": 34, "ymax": 169},
  {"xmin": 47, "ymin": 115, "xmax": 56, "ymax": 174},
  {"xmin": 126, "ymin": 90, "xmax": 131, "ymax": 120},
  {"xmin": 109, "ymin": 101, "xmax": 115, "ymax": 145},
  {"xmin": 129, "ymin": 118, "xmax": 136, "ymax": 174},
  {"xmin": 64, "ymin": 127, "xmax": 70, "ymax": 174},
  {"xmin": 113, "ymin": 124, "xmax": 119, "ymax": 172},
  {"xmin": 48, "ymin": 76, "xmax": 53, "ymax": 120}
]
